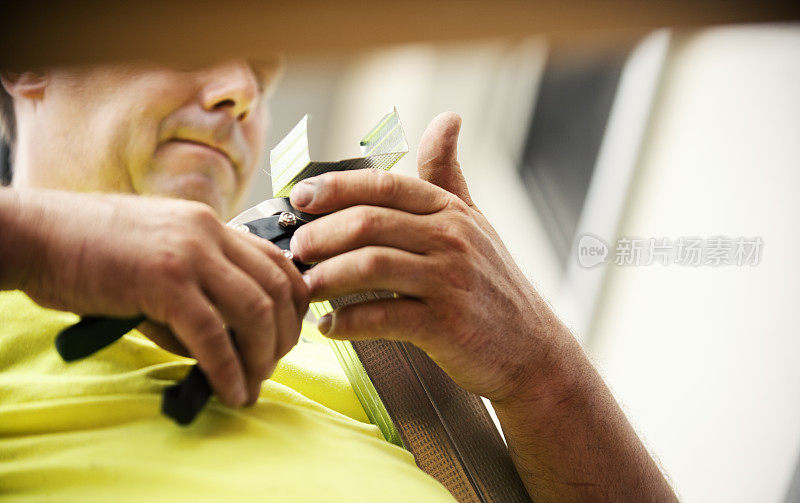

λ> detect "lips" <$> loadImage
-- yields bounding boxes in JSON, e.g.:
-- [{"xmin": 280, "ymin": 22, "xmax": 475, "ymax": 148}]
[
  {"xmin": 158, "ymin": 109, "xmax": 249, "ymax": 182},
  {"xmin": 170, "ymin": 139, "xmax": 235, "ymax": 166}
]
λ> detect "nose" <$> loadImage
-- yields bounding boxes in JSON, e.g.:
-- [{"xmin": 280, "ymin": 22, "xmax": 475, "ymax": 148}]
[{"xmin": 199, "ymin": 62, "xmax": 259, "ymax": 121}]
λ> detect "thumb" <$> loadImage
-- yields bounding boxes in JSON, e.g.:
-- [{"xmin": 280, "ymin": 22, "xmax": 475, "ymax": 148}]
[{"xmin": 416, "ymin": 112, "xmax": 474, "ymax": 207}]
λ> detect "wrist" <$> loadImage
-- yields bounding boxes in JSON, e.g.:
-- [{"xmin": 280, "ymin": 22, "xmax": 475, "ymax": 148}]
[
  {"xmin": 0, "ymin": 188, "xmax": 63, "ymax": 295},
  {"xmin": 0, "ymin": 188, "xmax": 35, "ymax": 290},
  {"xmin": 490, "ymin": 315, "xmax": 595, "ymax": 416}
]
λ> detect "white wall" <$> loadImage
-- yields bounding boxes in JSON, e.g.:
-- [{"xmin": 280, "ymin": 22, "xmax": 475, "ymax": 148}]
[{"xmin": 590, "ymin": 25, "xmax": 800, "ymax": 502}]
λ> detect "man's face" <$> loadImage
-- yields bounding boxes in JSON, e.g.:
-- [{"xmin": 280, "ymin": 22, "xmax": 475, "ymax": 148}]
[{"xmin": 13, "ymin": 60, "xmax": 279, "ymax": 218}]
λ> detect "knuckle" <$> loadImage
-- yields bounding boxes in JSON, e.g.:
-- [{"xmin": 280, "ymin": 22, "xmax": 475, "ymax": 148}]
[
  {"xmin": 208, "ymin": 352, "xmax": 241, "ymax": 385},
  {"xmin": 445, "ymin": 194, "xmax": 471, "ymax": 215},
  {"xmin": 434, "ymin": 221, "xmax": 471, "ymax": 254},
  {"xmin": 273, "ymin": 275, "xmax": 298, "ymax": 306},
  {"xmin": 367, "ymin": 304, "xmax": 390, "ymax": 330},
  {"xmin": 291, "ymin": 228, "xmax": 314, "ymax": 258},
  {"xmin": 247, "ymin": 295, "xmax": 275, "ymax": 323},
  {"xmin": 192, "ymin": 315, "xmax": 227, "ymax": 350},
  {"xmin": 437, "ymin": 258, "xmax": 473, "ymax": 292},
  {"xmin": 274, "ymin": 274, "xmax": 292, "ymax": 296},
  {"xmin": 148, "ymin": 249, "xmax": 191, "ymax": 284},
  {"xmin": 318, "ymin": 173, "xmax": 339, "ymax": 202},
  {"xmin": 157, "ymin": 300, "xmax": 181, "ymax": 328},
  {"xmin": 374, "ymin": 171, "xmax": 398, "ymax": 199},
  {"xmin": 347, "ymin": 207, "xmax": 376, "ymax": 242},
  {"xmin": 188, "ymin": 205, "xmax": 225, "ymax": 239},
  {"xmin": 192, "ymin": 325, "xmax": 241, "ymax": 379},
  {"xmin": 331, "ymin": 311, "xmax": 350, "ymax": 334},
  {"xmin": 191, "ymin": 202, "xmax": 219, "ymax": 223},
  {"xmin": 360, "ymin": 251, "xmax": 388, "ymax": 277},
  {"xmin": 181, "ymin": 201, "xmax": 219, "ymax": 226},
  {"xmin": 177, "ymin": 234, "xmax": 206, "ymax": 255}
]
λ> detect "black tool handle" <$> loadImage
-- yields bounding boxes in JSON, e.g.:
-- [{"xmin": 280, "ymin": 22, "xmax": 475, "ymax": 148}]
[
  {"xmin": 55, "ymin": 314, "xmax": 218, "ymax": 425},
  {"xmin": 161, "ymin": 365, "xmax": 213, "ymax": 425},
  {"xmin": 55, "ymin": 315, "xmax": 146, "ymax": 361}
]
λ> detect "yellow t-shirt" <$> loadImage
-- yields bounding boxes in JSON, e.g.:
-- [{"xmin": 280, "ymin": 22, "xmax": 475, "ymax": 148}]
[{"xmin": 0, "ymin": 291, "xmax": 455, "ymax": 502}]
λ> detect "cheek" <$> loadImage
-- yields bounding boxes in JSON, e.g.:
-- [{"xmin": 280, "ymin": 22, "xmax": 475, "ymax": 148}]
[
  {"xmin": 102, "ymin": 101, "xmax": 181, "ymax": 185},
  {"xmin": 64, "ymin": 101, "xmax": 160, "ymax": 193},
  {"xmin": 116, "ymin": 113, "xmax": 162, "ymax": 172},
  {"xmin": 114, "ymin": 72, "xmax": 190, "ymax": 145}
]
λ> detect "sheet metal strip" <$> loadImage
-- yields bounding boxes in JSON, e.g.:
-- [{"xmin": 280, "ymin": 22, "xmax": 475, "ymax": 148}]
[{"xmin": 349, "ymin": 339, "xmax": 531, "ymax": 502}]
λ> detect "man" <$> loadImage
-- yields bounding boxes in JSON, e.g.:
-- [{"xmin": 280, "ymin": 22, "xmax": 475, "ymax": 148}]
[{"xmin": 0, "ymin": 61, "xmax": 677, "ymax": 501}]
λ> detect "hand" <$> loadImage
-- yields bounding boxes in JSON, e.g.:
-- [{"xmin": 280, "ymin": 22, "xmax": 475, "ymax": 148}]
[
  {"xmin": 289, "ymin": 114, "xmax": 677, "ymax": 501},
  {"xmin": 4, "ymin": 190, "xmax": 308, "ymax": 408},
  {"xmin": 289, "ymin": 113, "xmax": 573, "ymax": 404}
]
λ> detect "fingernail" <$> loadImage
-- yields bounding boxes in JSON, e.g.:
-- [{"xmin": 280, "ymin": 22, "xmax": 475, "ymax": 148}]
[
  {"xmin": 302, "ymin": 273, "xmax": 312, "ymax": 289},
  {"xmin": 245, "ymin": 386, "xmax": 260, "ymax": 407},
  {"xmin": 289, "ymin": 234, "xmax": 299, "ymax": 256},
  {"xmin": 233, "ymin": 381, "xmax": 248, "ymax": 407},
  {"xmin": 246, "ymin": 373, "xmax": 268, "ymax": 407},
  {"xmin": 318, "ymin": 314, "xmax": 332, "ymax": 335},
  {"xmin": 290, "ymin": 180, "xmax": 316, "ymax": 207}
]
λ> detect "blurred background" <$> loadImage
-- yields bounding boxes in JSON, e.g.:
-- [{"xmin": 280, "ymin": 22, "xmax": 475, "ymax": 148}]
[{"xmin": 247, "ymin": 23, "xmax": 800, "ymax": 502}]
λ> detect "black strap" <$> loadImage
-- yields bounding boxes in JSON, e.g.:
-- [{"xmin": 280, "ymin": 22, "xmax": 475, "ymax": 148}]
[{"xmin": 54, "ymin": 198, "xmax": 315, "ymax": 425}]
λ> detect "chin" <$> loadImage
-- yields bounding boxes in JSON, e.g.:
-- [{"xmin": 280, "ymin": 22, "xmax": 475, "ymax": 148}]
[
  {"xmin": 160, "ymin": 173, "xmax": 232, "ymax": 216},
  {"xmin": 146, "ymin": 143, "xmax": 241, "ymax": 216}
]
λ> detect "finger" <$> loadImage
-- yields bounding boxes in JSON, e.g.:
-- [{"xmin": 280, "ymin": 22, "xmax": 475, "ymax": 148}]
[
  {"xmin": 227, "ymin": 227, "xmax": 309, "ymax": 315},
  {"xmin": 318, "ymin": 298, "xmax": 432, "ymax": 348},
  {"xmin": 138, "ymin": 320, "xmax": 189, "ymax": 357},
  {"xmin": 290, "ymin": 205, "xmax": 436, "ymax": 263},
  {"xmin": 200, "ymin": 256, "xmax": 278, "ymax": 404},
  {"xmin": 222, "ymin": 229, "xmax": 304, "ymax": 369},
  {"xmin": 416, "ymin": 112, "xmax": 474, "ymax": 207},
  {"xmin": 162, "ymin": 287, "xmax": 247, "ymax": 408},
  {"xmin": 304, "ymin": 246, "xmax": 432, "ymax": 301},
  {"xmin": 289, "ymin": 169, "xmax": 450, "ymax": 215}
]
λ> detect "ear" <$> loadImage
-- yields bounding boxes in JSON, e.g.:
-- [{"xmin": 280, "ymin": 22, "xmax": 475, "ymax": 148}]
[{"xmin": 1, "ymin": 71, "xmax": 47, "ymax": 100}]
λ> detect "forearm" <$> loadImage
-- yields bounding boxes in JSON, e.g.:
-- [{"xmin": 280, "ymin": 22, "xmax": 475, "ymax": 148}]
[
  {"xmin": 0, "ymin": 187, "xmax": 110, "ymax": 301},
  {"xmin": 491, "ymin": 319, "xmax": 677, "ymax": 502}
]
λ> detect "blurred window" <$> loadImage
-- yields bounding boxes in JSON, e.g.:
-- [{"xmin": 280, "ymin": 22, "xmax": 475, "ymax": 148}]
[
  {"xmin": 0, "ymin": 140, "xmax": 10, "ymax": 186},
  {"xmin": 519, "ymin": 41, "xmax": 634, "ymax": 265}
]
